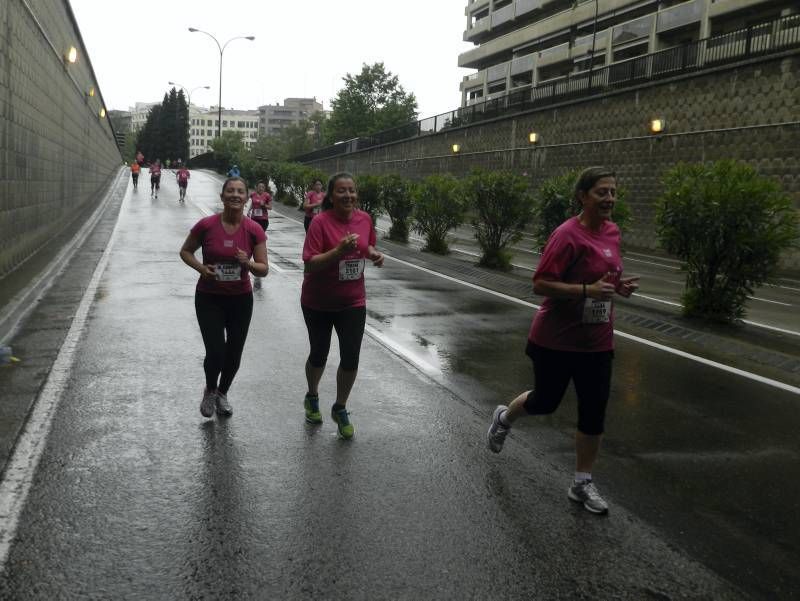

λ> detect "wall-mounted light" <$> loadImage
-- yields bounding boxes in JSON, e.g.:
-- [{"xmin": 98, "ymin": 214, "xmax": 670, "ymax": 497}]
[
  {"xmin": 528, "ymin": 132, "xmax": 539, "ymax": 144},
  {"xmin": 99, "ymin": 108, "xmax": 106, "ymax": 118},
  {"xmin": 649, "ymin": 118, "xmax": 666, "ymax": 134},
  {"xmin": 451, "ymin": 144, "xmax": 461, "ymax": 154},
  {"xmin": 87, "ymin": 87, "xmax": 95, "ymax": 97},
  {"xmin": 65, "ymin": 46, "xmax": 77, "ymax": 64}
]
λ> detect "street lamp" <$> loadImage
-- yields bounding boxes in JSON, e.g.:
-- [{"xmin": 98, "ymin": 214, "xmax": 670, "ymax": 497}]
[
  {"xmin": 168, "ymin": 81, "xmax": 210, "ymax": 113},
  {"xmin": 187, "ymin": 28, "xmax": 255, "ymax": 139}
]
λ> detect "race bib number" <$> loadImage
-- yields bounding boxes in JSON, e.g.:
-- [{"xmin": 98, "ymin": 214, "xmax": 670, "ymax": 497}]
[
  {"xmin": 339, "ymin": 259, "xmax": 365, "ymax": 281},
  {"xmin": 253, "ymin": 208, "xmax": 263, "ymax": 217},
  {"xmin": 582, "ymin": 298, "xmax": 611, "ymax": 324},
  {"xmin": 215, "ymin": 262, "xmax": 241, "ymax": 282}
]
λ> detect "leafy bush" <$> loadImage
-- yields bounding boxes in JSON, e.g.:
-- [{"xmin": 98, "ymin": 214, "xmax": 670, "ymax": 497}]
[
  {"xmin": 533, "ymin": 169, "xmax": 632, "ymax": 251},
  {"xmin": 355, "ymin": 174, "xmax": 383, "ymax": 226},
  {"xmin": 411, "ymin": 174, "xmax": 466, "ymax": 254},
  {"xmin": 463, "ymin": 169, "xmax": 536, "ymax": 270},
  {"xmin": 380, "ymin": 174, "xmax": 414, "ymax": 242},
  {"xmin": 656, "ymin": 160, "xmax": 798, "ymax": 322}
]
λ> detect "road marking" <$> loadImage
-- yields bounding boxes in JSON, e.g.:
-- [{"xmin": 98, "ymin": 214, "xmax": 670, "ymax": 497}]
[
  {"xmin": 746, "ymin": 296, "xmax": 792, "ymax": 307},
  {"xmin": 364, "ymin": 324, "xmax": 441, "ymax": 376},
  {"xmin": 0, "ymin": 182, "xmax": 128, "ymax": 570},
  {"xmin": 384, "ymin": 255, "xmax": 800, "ymax": 395}
]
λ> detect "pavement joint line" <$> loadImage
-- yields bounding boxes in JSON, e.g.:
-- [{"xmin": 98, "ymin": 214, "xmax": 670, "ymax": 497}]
[
  {"xmin": 0, "ymin": 174, "xmax": 130, "ymax": 570},
  {"xmin": 0, "ymin": 168, "xmax": 127, "ymax": 346}
]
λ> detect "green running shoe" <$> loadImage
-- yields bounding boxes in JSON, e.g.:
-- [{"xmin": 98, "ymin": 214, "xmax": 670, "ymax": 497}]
[
  {"xmin": 331, "ymin": 406, "xmax": 354, "ymax": 440},
  {"xmin": 304, "ymin": 393, "xmax": 322, "ymax": 424}
]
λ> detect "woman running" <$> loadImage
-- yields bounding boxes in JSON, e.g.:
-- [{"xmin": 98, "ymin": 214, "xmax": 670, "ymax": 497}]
[
  {"xmin": 486, "ymin": 166, "xmax": 639, "ymax": 515},
  {"xmin": 150, "ymin": 160, "xmax": 162, "ymax": 199},
  {"xmin": 179, "ymin": 176, "xmax": 268, "ymax": 418},
  {"xmin": 130, "ymin": 161, "xmax": 140, "ymax": 191},
  {"xmin": 176, "ymin": 163, "xmax": 190, "ymax": 202},
  {"xmin": 248, "ymin": 181, "xmax": 272, "ymax": 288},
  {"xmin": 303, "ymin": 179, "xmax": 324, "ymax": 232},
  {"xmin": 300, "ymin": 173, "xmax": 384, "ymax": 439}
]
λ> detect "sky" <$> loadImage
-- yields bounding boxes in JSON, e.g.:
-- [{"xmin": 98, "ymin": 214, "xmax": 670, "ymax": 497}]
[{"xmin": 69, "ymin": 0, "xmax": 473, "ymax": 119}]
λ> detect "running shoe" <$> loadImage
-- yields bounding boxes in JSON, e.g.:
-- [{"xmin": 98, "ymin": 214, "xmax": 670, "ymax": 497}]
[
  {"xmin": 216, "ymin": 392, "xmax": 233, "ymax": 417},
  {"xmin": 486, "ymin": 405, "xmax": 510, "ymax": 453},
  {"xmin": 200, "ymin": 388, "xmax": 217, "ymax": 418},
  {"xmin": 568, "ymin": 480, "xmax": 609, "ymax": 515},
  {"xmin": 331, "ymin": 405, "xmax": 354, "ymax": 440},
  {"xmin": 303, "ymin": 393, "xmax": 322, "ymax": 424}
]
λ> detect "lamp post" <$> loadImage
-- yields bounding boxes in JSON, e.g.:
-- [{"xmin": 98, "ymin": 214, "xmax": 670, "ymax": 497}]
[
  {"xmin": 187, "ymin": 28, "xmax": 255, "ymax": 140},
  {"xmin": 168, "ymin": 81, "xmax": 210, "ymax": 113}
]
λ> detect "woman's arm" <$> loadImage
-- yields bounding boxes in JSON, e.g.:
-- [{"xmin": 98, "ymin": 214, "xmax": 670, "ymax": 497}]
[
  {"xmin": 236, "ymin": 242, "xmax": 268, "ymax": 277},
  {"xmin": 534, "ymin": 274, "xmax": 616, "ymax": 300},
  {"xmin": 304, "ymin": 233, "xmax": 359, "ymax": 273},
  {"xmin": 180, "ymin": 232, "xmax": 216, "ymax": 279}
]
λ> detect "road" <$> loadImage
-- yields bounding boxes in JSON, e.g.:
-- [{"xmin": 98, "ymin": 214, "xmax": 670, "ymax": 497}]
[{"xmin": 0, "ymin": 169, "xmax": 797, "ymax": 599}]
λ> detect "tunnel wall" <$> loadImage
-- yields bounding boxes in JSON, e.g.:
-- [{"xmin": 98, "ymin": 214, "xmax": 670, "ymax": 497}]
[
  {"xmin": 0, "ymin": 0, "xmax": 122, "ymax": 278},
  {"xmin": 303, "ymin": 52, "xmax": 800, "ymax": 270}
]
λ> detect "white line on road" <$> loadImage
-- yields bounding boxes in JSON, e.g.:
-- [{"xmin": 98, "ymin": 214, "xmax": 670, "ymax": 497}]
[
  {"xmin": 746, "ymin": 296, "xmax": 792, "ymax": 307},
  {"xmin": 0, "ymin": 184, "xmax": 129, "ymax": 570},
  {"xmin": 385, "ymin": 255, "xmax": 800, "ymax": 395}
]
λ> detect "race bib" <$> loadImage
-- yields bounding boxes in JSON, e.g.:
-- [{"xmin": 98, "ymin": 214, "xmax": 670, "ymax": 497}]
[
  {"xmin": 215, "ymin": 262, "xmax": 241, "ymax": 282},
  {"xmin": 582, "ymin": 298, "xmax": 611, "ymax": 324},
  {"xmin": 339, "ymin": 259, "xmax": 365, "ymax": 281},
  {"xmin": 253, "ymin": 208, "xmax": 263, "ymax": 217}
]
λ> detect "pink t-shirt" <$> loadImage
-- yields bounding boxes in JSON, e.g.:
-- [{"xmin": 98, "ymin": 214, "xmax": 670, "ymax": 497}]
[
  {"xmin": 150, "ymin": 164, "xmax": 161, "ymax": 177},
  {"xmin": 177, "ymin": 168, "xmax": 190, "ymax": 185},
  {"xmin": 249, "ymin": 192, "xmax": 272, "ymax": 222},
  {"xmin": 190, "ymin": 214, "xmax": 267, "ymax": 295},
  {"xmin": 301, "ymin": 209, "xmax": 377, "ymax": 311},
  {"xmin": 529, "ymin": 217, "xmax": 623, "ymax": 352},
  {"xmin": 304, "ymin": 191, "xmax": 324, "ymax": 217}
]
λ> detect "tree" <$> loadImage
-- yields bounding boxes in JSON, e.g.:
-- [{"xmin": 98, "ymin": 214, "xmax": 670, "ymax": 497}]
[
  {"xmin": 380, "ymin": 174, "xmax": 414, "ymax": 242},
  {"xmin": 464, "ymin": 169, "xmax": 537, "ymax": 270},
  {"xmin": 412, "ymin": 175, "xmax": 466, "ymax": 254},
  {"xmin": 655, "ymin": 160, "xmax": 798, "ymax": 322},
  {"xmin": 134, "ymin": 87, "xmax": 189, "ymax": 163},
  {"xmin": 211, "ymin": 130, "xmax": 246, "ymax": 168},
  {"xmin": 355, "ymin": 174, "xmax": 383, "ymax": 227},
  {"xmin": 326, "ymin": 63, "xmax": 417, "ymax": 144}
]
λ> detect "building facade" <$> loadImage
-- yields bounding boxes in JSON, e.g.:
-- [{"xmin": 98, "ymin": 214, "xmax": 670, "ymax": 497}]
[
  {"xmin": 459, "ymin": 0, "xmax": 798, "ymax": 105},
  {"xmin": 258, "ymin": 98, "xmax": 323, "ymax": 137},
  {"xmin": 189, "ymin": 108, "xmax": 259, "ymax": 158}
]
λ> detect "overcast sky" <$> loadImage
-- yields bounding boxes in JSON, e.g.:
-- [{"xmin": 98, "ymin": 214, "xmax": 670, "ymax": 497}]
[{"xmin": 69, "ymin": 0, "xmax": 473, "ymax": 119}]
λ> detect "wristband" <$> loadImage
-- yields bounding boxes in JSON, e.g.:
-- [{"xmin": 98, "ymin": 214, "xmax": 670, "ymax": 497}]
[{"xmin": 582, "ymin": 283, "xmax": 587, "ymax": 299}]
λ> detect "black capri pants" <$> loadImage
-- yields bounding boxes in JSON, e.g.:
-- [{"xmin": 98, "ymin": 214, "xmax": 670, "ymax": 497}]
[
  {"xmin": 523, "ymin": 341, "xmax": 613, "ymax": 436},
  {"xmin": 302, "ymin": 305, "xmax": 366, "ymax": 371},
  {"xmin": 195, "ymin": 291, "xmax": 253, "ymax": 394}
]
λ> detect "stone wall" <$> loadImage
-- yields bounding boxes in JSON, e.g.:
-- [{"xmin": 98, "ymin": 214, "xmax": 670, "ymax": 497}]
[
  {"xmin": 304, "ymin": 52, "xmax": 800, "ymax": 269},
  {"xmin": 0, "ymin": 0, "xmax": 122, "ymax": 277}
]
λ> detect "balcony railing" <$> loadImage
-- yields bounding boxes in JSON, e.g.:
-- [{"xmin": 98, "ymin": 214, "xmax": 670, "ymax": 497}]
[{"xmin": 295, "ymin": 14, "xmax": 800, "ymax": 163}]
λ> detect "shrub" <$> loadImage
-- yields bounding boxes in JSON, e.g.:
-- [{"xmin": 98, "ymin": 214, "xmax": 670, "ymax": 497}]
[
  {"xmin": 355, "ymin": 174, "xmax": 383, "ymax": 227},
  {"xmin": 463, "ymin": 169, "xmax": 536, "ymax": 270},
  {"xmin": 411, "ymin": 174, "xmax": 466, "ymax": 254},
  {"xmin": 380, "ymin": 174, "xmax": 414, "ymax": 242},
  {"xmin": 656, "ymin": 160, "xmax": 798, "ymax": 322},
  {"xmin": 533, "ymin": 169, "xmax": 632, "ymax": 251}
]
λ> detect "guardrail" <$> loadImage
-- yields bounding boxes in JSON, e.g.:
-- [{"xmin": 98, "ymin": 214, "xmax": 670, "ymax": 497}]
[{"xmin": 295, "ymin": 14, "xmax": 799, "ymax": 163}]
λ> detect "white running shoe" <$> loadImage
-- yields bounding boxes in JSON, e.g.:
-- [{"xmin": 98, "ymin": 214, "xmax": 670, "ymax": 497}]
[
  {"xmin": 216, "ymin": 392, "xmax": 233, "ymax": 417},
  {"xmin": 568, "ymin": 480, "xmax": 609, "ymax": 515},
  {"xmin": 200, "ymin": 388, "xmax": 217, "ymax": 418},
  {"xmin": 486, "ymin": 405, "xmax": 510, "ymax": 453}
]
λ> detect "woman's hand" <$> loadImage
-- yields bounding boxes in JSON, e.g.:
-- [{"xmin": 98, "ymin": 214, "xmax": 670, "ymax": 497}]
[
  {"xmin": 235, "ymin": 247, "xmax": 250, "ymax": 266},
  {"xmin": 198, "ymin": 264, "xmax": 216, "ymax": 280},
  {"xmin": 336, "ymin": 233, "xmax": 359, "ymax": 255},
  {"xmin": 615, "ymin": 276, "xmax": 640, "ymax": 298},
  {"xmin": 587, "ymin": 274, "xmax": 616, "ymax": 300},
  {"xmin": 368, "ymin": 246, "xmax": 384, "ymax": 268}
]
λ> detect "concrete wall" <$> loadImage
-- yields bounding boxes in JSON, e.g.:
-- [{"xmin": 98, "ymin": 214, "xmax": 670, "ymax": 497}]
[
  {"xmin": 303, "ymin": 52, "xmax": 800, "ymax": 269},
  {"xmin": 0, "ymin": 0, "xmax": 121, "ymax": 278}
]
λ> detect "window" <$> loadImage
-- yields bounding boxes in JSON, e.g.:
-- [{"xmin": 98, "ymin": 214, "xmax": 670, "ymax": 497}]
[
  {"xmin": 487, "ymin": 80, "xmax": 506, "ymax": 94},
  {"xmin": 238, "ymin": 121, "xmax": 245, "ymax": 128},
  {"xmin": 511, "ymin": 71, "xmax": 533, "ymax": 87},
  {"xmin": 223, "ymin": 120, "xmax": 228, "ymax": 127}
]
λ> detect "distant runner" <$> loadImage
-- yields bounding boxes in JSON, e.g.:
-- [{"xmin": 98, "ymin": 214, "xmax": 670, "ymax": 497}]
[
  {"xmin": 130, "ymin": 161, "xmax": 140, "ymax": 191},
  {"xmin": 176, "ymin": 163, "xmax": 190, "ymax": 202},
  {"xmin": 150, "ymin": 160, "xmax": 162, "ymax": 199}
]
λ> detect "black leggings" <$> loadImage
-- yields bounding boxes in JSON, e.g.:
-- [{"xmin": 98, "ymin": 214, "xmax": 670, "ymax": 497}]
[
  {"xmin": 523, "ymin": 342, "xmax": 613, "ymax": 436},
  {"xmin": 195, "ymin": 291, "xmax": 253, "ymax": 394},
  {"xmin": 151, "ymin": 175, "xmax": 160, "ymax": 191},
  {"xmin": 302, "ymin": 305, "xmax": 366, "ymax": 371}
]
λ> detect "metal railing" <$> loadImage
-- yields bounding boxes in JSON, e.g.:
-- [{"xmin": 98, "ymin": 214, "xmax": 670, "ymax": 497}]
[{"xmin": 296, "ymin": 14, "xmax": 800, "ymax": 163}]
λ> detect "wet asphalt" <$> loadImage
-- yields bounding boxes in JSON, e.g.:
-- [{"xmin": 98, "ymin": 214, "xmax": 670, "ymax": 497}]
[{"xmin": 0, "ymin": 169, "xmax": 797, "ymax": 599}]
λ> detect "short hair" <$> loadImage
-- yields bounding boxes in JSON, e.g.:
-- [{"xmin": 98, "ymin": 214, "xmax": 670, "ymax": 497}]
[{"xmin": 573, "ymin": 167, "xmax": 616, "ymax": 201}]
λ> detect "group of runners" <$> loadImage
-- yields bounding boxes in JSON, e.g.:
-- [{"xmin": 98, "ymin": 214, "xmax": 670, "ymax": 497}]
[
  {"xmin": 130, "ymin": 152, "xmax": 191, "ymax": 201},
  {"xmin": 178, "ymin": 166, "xmax": 638, "ymax": 515}
]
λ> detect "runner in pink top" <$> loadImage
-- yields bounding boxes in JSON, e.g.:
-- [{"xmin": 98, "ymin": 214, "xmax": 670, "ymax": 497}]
[
  {"xmin": 176, "ymin": 165, "xmax": 190, "ymax": 202},
  {"xmin": 300, "ymin": 172, "xmax": 384, "ymax": 439},
  {"xmin": 303, "ymin": 179, "xmax": 325, "ymax": 232},
  {"xmin": 247, "ymin": 181, "xmax": 273, "ymax": 289},
  {"xmin": 149, "ymin": 160, "xmax": 162, "ymax": 198},
  {"xmin": 485, "ymin": 167, "xmax": 639, "ymax": 516},
  {"xmin": 180, "ymin": 176, "xmax": 268, "ymax": 420}
]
